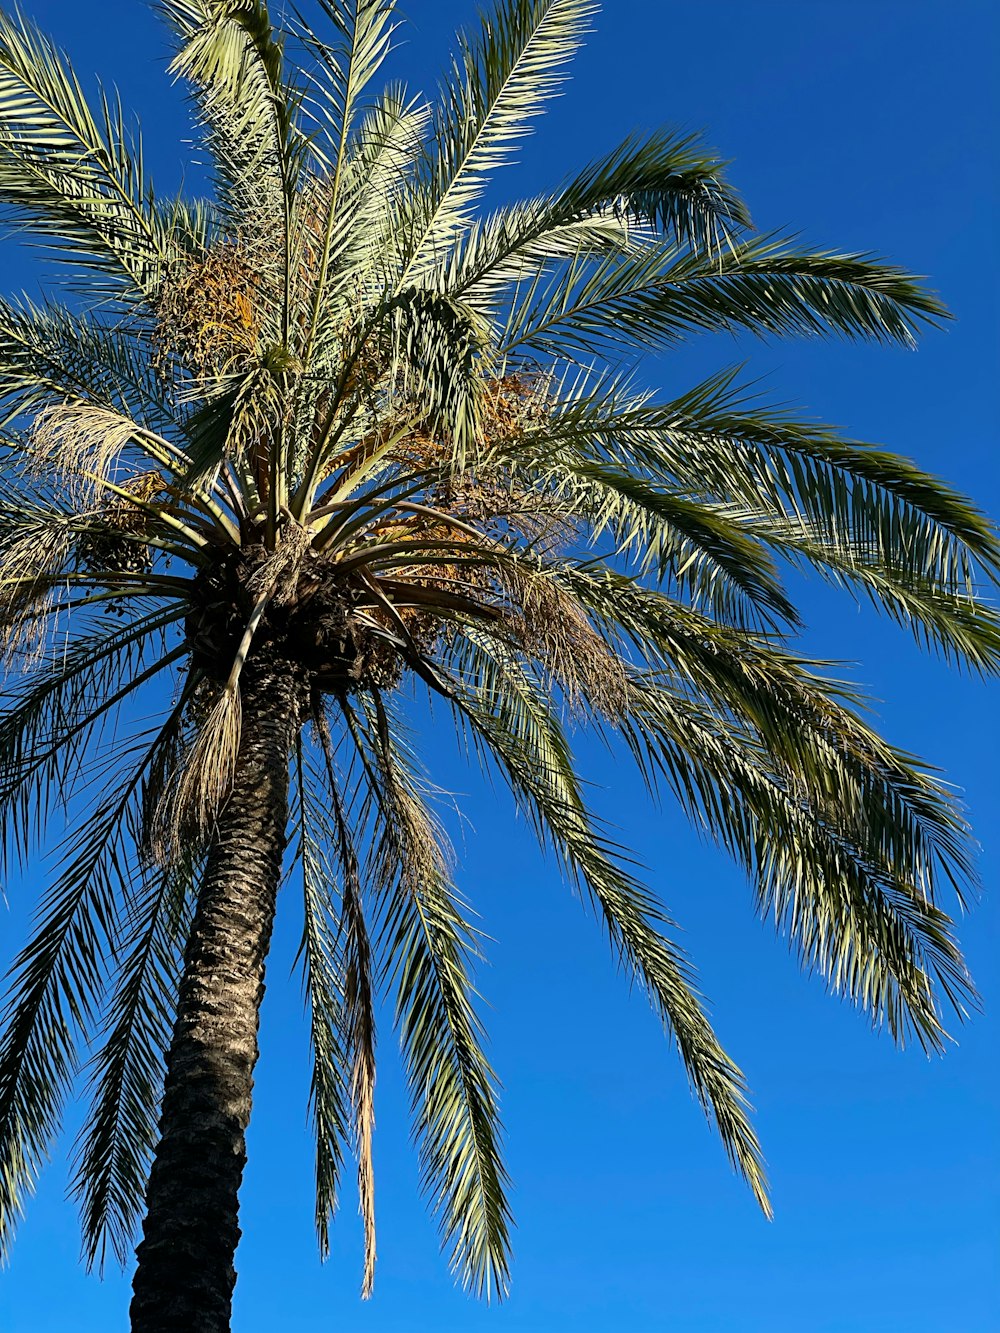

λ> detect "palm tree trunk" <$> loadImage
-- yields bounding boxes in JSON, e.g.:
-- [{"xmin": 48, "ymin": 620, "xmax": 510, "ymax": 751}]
[{"xmin": 130, "ymin": 657, "xmax": 307, "ymax": 1333}]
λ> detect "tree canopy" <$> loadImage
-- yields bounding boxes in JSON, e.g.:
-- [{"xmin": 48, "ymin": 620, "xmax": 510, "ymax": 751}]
[{"xmin": 0, "ymin": 0, "xmax": 995, "ymax": 1318}]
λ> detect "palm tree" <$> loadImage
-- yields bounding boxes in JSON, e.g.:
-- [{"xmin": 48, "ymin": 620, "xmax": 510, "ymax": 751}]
[{"xmin": 0, "ymin": 1, "xmax": 996, "ymax": 1329}]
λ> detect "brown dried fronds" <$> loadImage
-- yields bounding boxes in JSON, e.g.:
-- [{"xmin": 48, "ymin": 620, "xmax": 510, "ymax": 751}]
[
  {"xmin": 30, "ymin": 405, "xmax": 139, "ymax": 502},
  {"xmin": 139, "ymin": 699, "xmax": 191, "ymax": 865},
  {"xmin": 356, "ymin": 1057, "xmax": 377, "ymax": 1300},
  {"xmin": 0, "ymin": 522, "xmax": 73, "ymax": 666},
  {"xmin": 340, "ymin": 862, "xmax": 377, "ymax": 1300},
  {"xmin": 502, "ymin": 567, "xmax": 631, "ymax": 717},
  {"xmin": 149, "ymin": 684, "xmax": 242, "ymax": 864},
  {"xmin": 154, "ymin": 242, "xmax": 267, "ymax": 379}
]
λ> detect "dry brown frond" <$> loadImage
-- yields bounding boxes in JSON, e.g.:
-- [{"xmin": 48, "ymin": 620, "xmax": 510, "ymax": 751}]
[
  {"xmin": 30, "ymin": 405, "xmax": 138, "ymax": 501},
  {"xmin": 344, "ymin": 878, "xmax": 377, "ymax": 1300},
  {"xmin": 0, "ymin": 522, "xmax": 73, "ymax": 666},
  {"xmin": 150, "ymin": 684, "xmax": 242, "ymax": 864},
  {"xmin": 502, "ymin": 566, "xmax": 631, "ymax": 717},
  {"xmin": 356, "ymin": 1056, "xmax": 377, "ymax": 1299}
]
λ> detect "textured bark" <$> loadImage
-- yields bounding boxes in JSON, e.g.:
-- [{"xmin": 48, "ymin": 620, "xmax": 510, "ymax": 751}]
[{"xmin": 130, "ymin": 658, "xmax": 306, "ymax": 1333}]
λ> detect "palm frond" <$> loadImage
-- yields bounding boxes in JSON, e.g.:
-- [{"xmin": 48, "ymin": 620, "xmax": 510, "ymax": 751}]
[
  {"xmin": 292, "ymin": 87, "xmax": 428, "ymax": 388},
  {"xmin": 344, "ymin": 692, "xmax": 512, "ymax": 1301},
  {"xmin": 397, "ymin": 0, "xmax": 596, "ymax": 286},
  {"xmin": 527, "ymin": 453, "xmax": 798, "ymax": 628},
  {"xmin": 0, "ymin": 297, "xmax": 173, "ymax": 432},
  {"xmin": 618, "ymin": 677, "xmax": 974, "ymax": 1049},
  {"xmin": 500, "ymin": 234, "xmax": 947, "ymax": 357},
  {"xmin": 151, "ymin": 682, "xmax": 243, "ymax": 860},
  {"xmin": 161, "ymin": 0, "xmax": 303, "ymax": 235},
  {"xmin": 387, "ymin": 287, "xmax": 489, "ymax": 459},
  {"xmin": 0, "ymin": 11, "xmax": 183, "ymax": 296},
  {"xmin": 445, "ymin": 129, "xmax": 751, "ymax": 306},
  {"xmin": 439, "ymin": 636, "xmax": 770, "ymax": 1212},
  {"xmin": 0, "ymin": 719, "xmax": 190, "ymax": 1256},
  {"xmin": 296, "ymin": 0, "xmax": 398, "ymax": 203},
  {"xmin": 70, "ymin": 847, "xmax": 197, "ymax": 1272},
  {"xmin": 531, "ymin": 367, "xmax": 998, "ymax": 575},
  {"xmin": 556, "ymin": 569, "xmax": 983, "ymax": 1041},
  {"xmin": 548, "ymin": 562, "xmax": 978, "ymax": 902},
  {"xmin": 0, "ymin": 609, "xmax": 187, "ymax": 869},
  {"xmin": 292, "ymin": 739, "xmax": 353, "ymax": 1264},
  {"xmin": 755, "ymin": 521, "xmax": 1000, "ymax": 671},
  {"xmin": 516, "ymin": 369, "xmax": 1000, "ymax": 662},
  {"xmin": 311, "ymin": 712, "xmax": 379, "ymax": 1293}
]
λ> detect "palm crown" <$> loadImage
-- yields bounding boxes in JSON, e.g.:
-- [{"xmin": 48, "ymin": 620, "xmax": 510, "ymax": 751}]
[{"xmin": 0, "ymin": 0, "xmax": 997, "ymax": 1321}]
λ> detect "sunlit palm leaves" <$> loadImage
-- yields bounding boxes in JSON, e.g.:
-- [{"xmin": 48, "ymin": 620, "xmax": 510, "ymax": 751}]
[
  {"xmin": 0, "ymin": 12, "xmax": 188, "ymax": 293},
  {"xmin": 0, "ymin": 0, "xmax": 996, "ymax": 1304}
]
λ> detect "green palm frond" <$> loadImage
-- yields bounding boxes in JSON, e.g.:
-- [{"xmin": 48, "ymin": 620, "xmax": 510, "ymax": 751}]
[
  {"xmin": 650, "ymin": 369, "xmax": 997, "ymax": 565},
  {"xmin": 161, "ymin": 0, "xmax": 303, "ymax": 228},
  {"xmin": 528, "ymin": 454, "xmax": 798, "ymax": 627},
  {"xmin": 70, "ymin": 848, "xmax": 197, "ymax": 1272},
  {"xmin": 500, "ymin": 234, "xmax": 947, "ymax": 356},
  {"xmin": 288, "ymin": 88, "xmax": 431, "ymax": 411},
  {"xmin": 0, "ymin": 298, "xmax": 171, "ymax": 430},
  {"xmin": 546, "ymin": 563, "xmax": 977, "ymax": 899},
  {"xmin": 296, "ymin": 0, "xmax": 398, "ymax": 196},
  {"xmin": 345, "ymin": 692, "xmax": 512, "ymax": 1300},
  {"xmin": 443, "ymin": 582, "xmax": 975, "ymax": 1052},
  {"xmin": 620, "ymin": 683, "xmax": 973, "ymax": 1049},
  {"xmin": 516, "ymin": 369, "xmax": 1000, "ymax": 659},
  {"xmin": 0, "ymin": 715, "xmax": 191, "ymax": 1256},
  {"xmin": 386, "ymin": 288, "xmax": 489, "ymax": 458},
  {"xmin": 444, "ymin": 129, "xmax": 751, "ymax": 306},
  {"xmin": 440, "ymin": 634, "xmax": 770, "ymax": 1212},
  {"xmin": 0, "ymin": 11, "xmax": 183, "ymax": 295},
  {"xmin": 533, "ymin": 367, "xmax": 997, "ymax": 573},
  {"xmin": 754, "ymin": 521, "xmax": 1000, "ymax": 670},
  {"xmin": 334, "ymin": 85, "xmax": 428, "ymax": 260},
  {"xmin": 0, "ymin": 610, "xmax": 186, "ymax": 862},
  {"xmin": 398, "ymin": 0, "xmax": 596, "ymax": 286}
]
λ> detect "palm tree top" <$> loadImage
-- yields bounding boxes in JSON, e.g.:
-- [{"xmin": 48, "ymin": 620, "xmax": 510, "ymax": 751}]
[{"xmin": 0, "ymin": 0, "xmax": 996, "ymax": 1308}]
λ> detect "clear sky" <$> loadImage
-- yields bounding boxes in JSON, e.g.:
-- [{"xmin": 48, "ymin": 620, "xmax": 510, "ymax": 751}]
[{"xmin": 0, "ymin": 2, "xmax": 997, "ymax": 1331}]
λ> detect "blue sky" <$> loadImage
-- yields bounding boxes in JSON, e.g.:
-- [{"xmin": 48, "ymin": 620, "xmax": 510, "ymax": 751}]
[{"xmin": 0, "ymin": 2, "xmax": 997, "ymax": 1330}]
